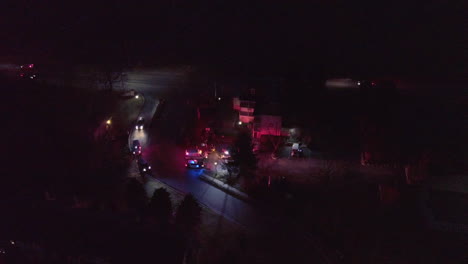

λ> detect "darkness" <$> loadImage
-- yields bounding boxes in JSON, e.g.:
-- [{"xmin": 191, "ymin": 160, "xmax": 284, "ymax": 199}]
[
  {"xmin": 1, "ymin": 1, "xmax": 467, "ymax": 263},
  {"xmin": 1, "ymin": 0, "xmax": 467, "ymax": 78}
]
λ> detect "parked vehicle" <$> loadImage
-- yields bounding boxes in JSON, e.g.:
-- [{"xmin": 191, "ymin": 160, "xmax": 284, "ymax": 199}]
[
  {"xmin": 137, "ymin": 158, "xmax": 152, "ymax": 175},
  {"xmin": 135, "ymin": 117, "xmax": 145, "ymax": 130},
  {"xmin": 185, "ymin": 158, "xmax": 205, "ymax": 169},
  {"xmin": 132, "ymin": 140, "xmax": 142, "ymax": 155},
  {"xmin": 290, "ymin": 143, "xmax": 303, "ymax": 158},
  {"xmin": 18, "ymin": 63, "xmax": 38, "ymax": 80},
  {"xmin": 185, "ymin": 147, "xmax": 204, "ymax": 158},
  {"xmin": 216, "ymin": 144, "xmax": 233, "ymax": 162}
]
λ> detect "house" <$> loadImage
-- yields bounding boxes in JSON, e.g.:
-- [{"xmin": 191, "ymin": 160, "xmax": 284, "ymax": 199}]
[
  {"xmin": 253, "ymin": 115, "xmax": 283, "ymax": 139},
  {"xmin": 233, "ymin": 91, "xmax": 256, "ymax": 124}
]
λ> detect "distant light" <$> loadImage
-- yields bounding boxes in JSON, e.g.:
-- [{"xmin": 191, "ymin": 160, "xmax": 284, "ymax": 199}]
[
  {"xmin": 357, "ymin": 81, "xmax": 361, "ymax": 86},
  {"xmin": 218, "ymin": 97, "xmax": 221, "ymax": 101},
  {"xmin": 30, "ymin": 76, "xmax": 34, "ymax": 79},
  {"xmin": 143, "ymin": 168, "xmax": 146, "ymax": 172},
  {"xmin": 10, "ymin": 240, "xmax": 15, "ymax": 245},
  {"xmin": 198, "ymin": 150, "xmax": 202, "ymax": 154},
  {"xmin": 214, "ymin": 162, "xmax": 218, "ymax": 165},
  {"xmin": 106, "ymin": 119, "xmax": 111, "ymax": 125},
  {"xmin": 224, "ymin": 150, "xmax": 229, "ymax": 155},
  {"xmin": 371, "ymin": 82, "xmax": 376, "ymax": 86},
  {"xmin": 29, "ymin": 64, "xmax": 34, "ymax": 68},
  {"xmin": 135, "ymin": 126, "xmax": 138, "ymax": 129},
  {"xmin": 185, "ymin": 151, "xmax": 189, "ymax": 155},
  {"xmin": 140, "ymin": 126, "xmax": 143, "ymax": 129},
  {"xmin": 135, "ymin": 95, "xmax": 139, "ymax": 99},
  {"xmin": 238, "ymin": 121, "xmax": 242, "ymax": 125},
  {"xmin": 148, "ymin": 166, "xmax": 151, "ymax": 169}
]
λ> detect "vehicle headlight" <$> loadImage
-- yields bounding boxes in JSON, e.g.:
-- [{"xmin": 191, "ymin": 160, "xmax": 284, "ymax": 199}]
[
  {"xmin": 140, "ymin": 126, "xmax": 143, "ymax": 129},
  {"xmin": 148, "ymin": 166, "xmax": 151, "ymax": 169},
  {"xmin": 224, "ymin": 150, "xmax": 229, "ymax": 155},
  {"xmin": 135, "ymin": 126, "xmax": 138, "ymax": 129},
  {"xmin": 143, "ymin": 168, "xmax": 146, "ymax": 172}
]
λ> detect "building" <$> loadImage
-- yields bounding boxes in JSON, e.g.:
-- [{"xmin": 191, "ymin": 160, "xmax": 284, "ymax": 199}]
[{"xmin": 232, "ymin": 88, "xmax": 257, "ymax": 125}]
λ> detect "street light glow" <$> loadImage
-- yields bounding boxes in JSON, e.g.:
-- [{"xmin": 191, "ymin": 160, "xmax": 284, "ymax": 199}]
[
  {"xmin": 106, "ymin": 119, "xmax": 111, "ymax": 125},
  {"xmin": 238, "ymin": 121, "xmax": 242, "ymax": 125},
  {"xmin": 218, "ymin": 97, "xmax": 221, "ymax": 101},
  {"xmin": 135, "ymin": 95, "xmax": 139, "ymax": 99}
]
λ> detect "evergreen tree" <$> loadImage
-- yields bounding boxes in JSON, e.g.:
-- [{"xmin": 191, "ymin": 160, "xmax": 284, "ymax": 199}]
[
  {"xmin": 148, "ymin": 187, "xmax": 173, "ymax": 225},
  {"xmin": 175, "ymin": 194, "xmax": 201, "ymax": 234},
  {"xmin": 233, "ymin": 130, "xmax": 257, "ymax": 172},
  {"xmin": 125, "ymin": 178, "xmax": 147, "ymax": 213}
]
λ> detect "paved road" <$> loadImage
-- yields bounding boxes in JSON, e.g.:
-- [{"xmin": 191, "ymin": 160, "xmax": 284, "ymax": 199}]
[{"xmin": 124, "ymin": 69, "xmax": 264, "ymax": 230}]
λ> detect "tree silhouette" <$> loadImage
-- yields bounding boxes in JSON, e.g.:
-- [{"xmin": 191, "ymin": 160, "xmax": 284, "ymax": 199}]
[
  {"xmin": 148, "ymin": 188, "xmax": 173, "ymax": 226},
  {"xmin": 232, "ymin": 130, "xmax": 257, "ymax": 174},
  {"xmin": 125, "ymin": 178, "xmax": 147, "ymax": 213},
  {"xmin": 175, "ymin": 194, "xmax": 201, "ymax": 234}
]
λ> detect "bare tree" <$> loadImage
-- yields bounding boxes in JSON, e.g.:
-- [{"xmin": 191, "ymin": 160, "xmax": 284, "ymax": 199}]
[{"xmin": 95, "ymin": 63, "xmax": 125, "ymax": 91}]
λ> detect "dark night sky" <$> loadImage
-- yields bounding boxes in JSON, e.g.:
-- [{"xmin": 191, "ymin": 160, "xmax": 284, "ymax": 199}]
[{"xmin": 1, "ymin": 0, "xmax": 467, "ymax": 78}]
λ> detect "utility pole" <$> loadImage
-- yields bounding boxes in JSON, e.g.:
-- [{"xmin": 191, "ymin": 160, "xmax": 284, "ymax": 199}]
[{"xmin": 214, "ymin": 81, "xmax": 217, "ymax": 98}]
